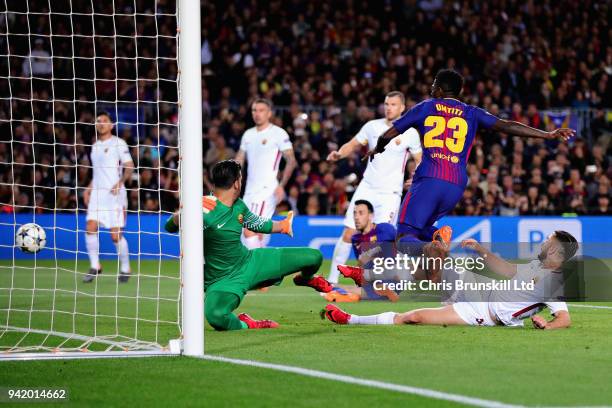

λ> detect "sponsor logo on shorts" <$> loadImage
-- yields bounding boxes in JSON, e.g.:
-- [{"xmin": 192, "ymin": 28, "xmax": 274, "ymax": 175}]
[{"xmin": 476, "ymin": 318, "xmax": 484, "ymax": 325}]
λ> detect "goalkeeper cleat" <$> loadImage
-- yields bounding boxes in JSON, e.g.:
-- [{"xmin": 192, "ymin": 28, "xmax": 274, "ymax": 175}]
[
  {"xmin": 293, "ymin": 274, "xmax": 333, "ymax": 293},
  {"xmin": 237, "ymin": 313, "xmax": 279, "ymax": 329},
  {"xmin": 337, "ymin": 264, "xmax": 365, "ymax": 287},
  {"xmin": 324, "ymin": 290, "xmax": 360, "ymax": 303},
  {"xmin": 83, "ymin": 268, "xmax": 102, "ymax": 283},
  {"xmin": 432, "ymin": 225, "xmax": 453, "ymax": 246},
  {"xmin": 118, "ymin": 272, "xmax": 131, "ymax": 283},
  {"xmin": 320, "ymin": 304, "xmax": 351, "ymax": 325}
]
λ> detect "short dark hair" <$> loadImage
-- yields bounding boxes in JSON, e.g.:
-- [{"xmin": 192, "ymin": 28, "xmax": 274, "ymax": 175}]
[
  {"xmin": 96, "ymin": 111, "xmax": 113, "ymax": 120},
  {"xmin": 385, "ymin": 91, "xmax": 405, "ymax": 104},
  {"xmin": 252, "ymin": 97, "xmax": 273, "ymax": 109},
  {"xmin": 554, "ymin": 230, "xmax": 579, "ymax": 262},
  {"xmin": 354, "ymin": 199, "xmax": 374, "ymax": 213},
  {"xmin": 211, "ymin": 160, "xmax": 242, "ymax": 189},
  {"xmin": 434, "ymin": 69, "xmax": 464, "ymax": 97}
]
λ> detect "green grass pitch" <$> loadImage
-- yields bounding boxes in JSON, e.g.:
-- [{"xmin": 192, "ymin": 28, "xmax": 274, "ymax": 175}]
[{"xmin": 1, "ymin": 259, "xmax": 612, "ymax": 407}]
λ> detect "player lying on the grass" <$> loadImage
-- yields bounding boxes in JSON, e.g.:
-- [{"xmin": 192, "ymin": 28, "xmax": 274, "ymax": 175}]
[
  {"xmin": 329, "ymin": 199, "xmax": 446, "ymax": 302},
  {"xmin": 165, "ymin": 159, "xmax": 333, "ymax": 330},
  {"xmin": 323, "ymin": 231, "xmax": 578, "ymax": 330},
  {"xmin": 365, "ymin": 69, "xmax": 575, "ymax": 255}
]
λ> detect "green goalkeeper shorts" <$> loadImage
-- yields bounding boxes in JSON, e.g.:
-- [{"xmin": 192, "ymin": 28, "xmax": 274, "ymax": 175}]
[{"xmin": 205, "ymin": 247, "xmax": 322, "ymax": 302}]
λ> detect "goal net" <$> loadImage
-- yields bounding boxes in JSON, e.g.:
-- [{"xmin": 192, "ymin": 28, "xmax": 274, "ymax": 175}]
[{"xmin": 0, "ymin": 0, "xmax": 202, "ymax": 358}]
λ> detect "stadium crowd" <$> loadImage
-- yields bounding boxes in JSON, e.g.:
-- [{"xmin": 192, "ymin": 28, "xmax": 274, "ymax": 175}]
[
  {"xmin": 1, "ymin": 0, "xmax": 610, "ymax": 216},
  {"xmin": 202, "ymin": 0, "xmax": 611, "ymax": 216}
]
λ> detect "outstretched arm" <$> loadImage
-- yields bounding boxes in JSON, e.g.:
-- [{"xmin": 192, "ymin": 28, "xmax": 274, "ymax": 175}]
[
  {"xmin": 531, "ymin": 310, "xmax": 571, "ymax": 330},
  {"xmin": 363, "ymin": 127, "xmax": 401, "ymax": 162},
  {"xmin": 461, "ymin": 239, "xmax": 517, "ymax": 278},
  {"xmin": 491, "ymin": 119, "xmax": 574, "ymax": 141},
  {"xmin": 327, "ymin": 137, "xmax": 364, "ymax": 162},
  {"xmin": 365, "ymin": 103, "xmax": 426, "ymax": 161},
  {"xmin": 164, "ymin": 207, "xmax": 293, "ymax": 237},
  {"xmin": 244, "ymin": 210, "xmax": 294, "ymax": 237}
]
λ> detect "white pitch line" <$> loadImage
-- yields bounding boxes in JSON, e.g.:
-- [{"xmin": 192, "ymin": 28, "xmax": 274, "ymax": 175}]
[
  {"xmin": 569, "ymin": 304, "xmax": 612, "ymax": 310},
  {"xmin": 197, "ymin": 354, "xmax": 524, "ymax": 408}
]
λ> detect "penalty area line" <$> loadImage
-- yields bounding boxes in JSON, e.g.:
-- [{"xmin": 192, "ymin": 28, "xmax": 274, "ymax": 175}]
[{"xmin": 196, "ymin": 354, "xmax": 524, "ymax": 408}]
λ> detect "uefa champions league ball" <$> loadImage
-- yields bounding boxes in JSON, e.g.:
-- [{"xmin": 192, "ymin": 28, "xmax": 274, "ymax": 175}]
[{"xmin": 15, "ymin": 223, "xmax": 47, "ymax": 254}]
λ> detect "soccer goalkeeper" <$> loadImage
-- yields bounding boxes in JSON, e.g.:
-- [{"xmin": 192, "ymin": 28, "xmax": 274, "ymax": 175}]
[{"xmin": 165, "ymin": 159, "xmax": 332, "ymax": 330}]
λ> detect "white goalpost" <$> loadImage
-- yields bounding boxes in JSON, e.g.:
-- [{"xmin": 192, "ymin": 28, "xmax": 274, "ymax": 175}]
[
  {"xmin": 0, "ymin": 0, "xmax": 203, "ymax": 359},
  {"xmin": 177, "ymin": 0, "xmax": 203, "ymax": 358}
]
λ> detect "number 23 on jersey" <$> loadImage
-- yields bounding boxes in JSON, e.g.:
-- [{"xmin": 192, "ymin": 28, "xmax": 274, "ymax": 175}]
[{"xmin": 423, "ymin": 115, "xmax": 468, "ymax": 153}]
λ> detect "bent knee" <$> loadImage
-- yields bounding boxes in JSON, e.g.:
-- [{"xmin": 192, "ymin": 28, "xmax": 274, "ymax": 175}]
[
  {"xmin": 306, "ymin": 248, "xmax": 323, "ymax": 267},
  {"xmin": 206, "ymin": 309, "xmax": 231, "ymax": 331}
]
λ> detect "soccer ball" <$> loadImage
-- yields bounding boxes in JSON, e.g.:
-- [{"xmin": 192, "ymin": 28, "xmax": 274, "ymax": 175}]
[{"xmin": 15, "ymin": 223, "xmax": 47, "ymax": 254}]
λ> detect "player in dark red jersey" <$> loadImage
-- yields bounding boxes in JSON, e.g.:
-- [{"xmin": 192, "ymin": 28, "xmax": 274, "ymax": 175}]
[{"xmin": 367, "ymin": 69, "xmax": 574, "ymax": 247}]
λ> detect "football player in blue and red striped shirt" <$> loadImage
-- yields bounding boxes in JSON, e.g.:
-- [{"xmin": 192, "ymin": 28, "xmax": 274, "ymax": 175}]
[
  {"xmin": 333, "ymin": 199, "xmax": 401, "ymax": 302},
  {"xmin": 367, "ymin": 69, "xmax": 575, "ymax": 247}
]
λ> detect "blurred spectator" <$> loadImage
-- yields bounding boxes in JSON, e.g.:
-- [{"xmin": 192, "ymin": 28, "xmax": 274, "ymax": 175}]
[
  {"xmin": 22, "ymin": 39, "xmax": 52, "ymax": 77},
  {"xmin": 592, "ymin": 194, "xmax": 611, "ymax": 215},
  {"xmin": 204, "ymin": 131, "xmax": 236, "ymax": 167}
]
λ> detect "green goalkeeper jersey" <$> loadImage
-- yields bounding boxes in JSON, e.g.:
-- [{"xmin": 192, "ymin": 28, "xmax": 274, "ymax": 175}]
[{"xmin": 165, "ymin": 196, "xmax": 273, "ymax": 288}]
